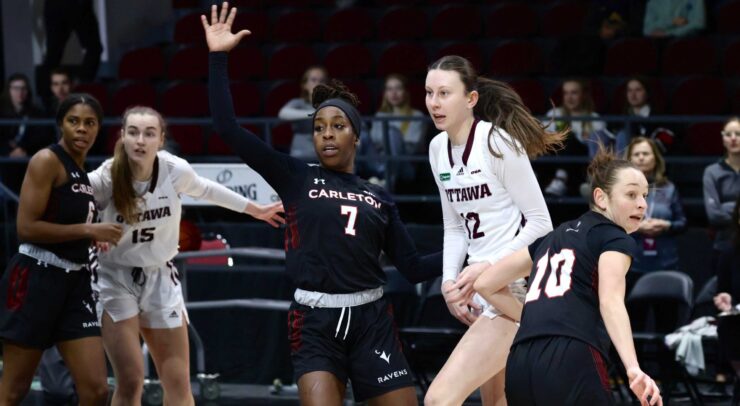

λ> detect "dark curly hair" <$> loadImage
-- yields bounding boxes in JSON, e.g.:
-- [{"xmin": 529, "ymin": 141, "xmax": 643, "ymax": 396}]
[{"xmin": 311, "ymin": 79, "xmax": 360, "ymax": 109}]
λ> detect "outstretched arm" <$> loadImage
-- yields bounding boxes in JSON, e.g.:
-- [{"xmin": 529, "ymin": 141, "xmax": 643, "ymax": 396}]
[
  {"xmin": 204, "ymin": 3, "xmax": 305, "ymax": 198},
  {"xmin": 471, "ymin": 248, "xmax": 532, "ymax": 322},
  {"xmin": 599, "ymin": 251, "xmax": 662, "ymax": 406}
]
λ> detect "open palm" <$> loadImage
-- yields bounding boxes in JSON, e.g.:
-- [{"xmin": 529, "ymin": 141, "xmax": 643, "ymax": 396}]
[{"xmin": 201, "ymin": 2, "xmax": 250, "ymax": 52}]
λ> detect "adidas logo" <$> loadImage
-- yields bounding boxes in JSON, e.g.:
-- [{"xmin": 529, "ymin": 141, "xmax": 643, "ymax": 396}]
[
  {"xmin": 169, "ymin": 310, "xmax": 179, "ymax": 319},
  {"xmin": 456, "ymin": 167, "xmax": 464, "ymax": 176}
]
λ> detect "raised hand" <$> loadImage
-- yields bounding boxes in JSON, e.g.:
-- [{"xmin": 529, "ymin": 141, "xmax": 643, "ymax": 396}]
[{"xmin": 201, "ymin": 2, "xmax": 251, "ymax": 52}]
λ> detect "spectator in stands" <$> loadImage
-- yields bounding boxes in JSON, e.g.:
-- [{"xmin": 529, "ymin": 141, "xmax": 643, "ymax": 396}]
[
  {"xmin": 713, "ymin": 193, "xmax": 740, "ymax": 386},
  {"xmin": 370, "ymin": 74, "xmax": 427, "ymax": 156},
  {"xmin": 704, "ymin": 117, "xmax": 740, "ymax": 273},
  {"xmin": 643, "ymin": 0, "xmax": 705, "ymax": 38},
  {"xmin": 0, "ymin": 73, "xmax": 53, "ymax": 157},
  {"xmin": 369, "ymin": 74, "xmax": 427, "ymax": 188},
  {"xmin": 42, "ymin": 0, "xmax": 102, "ymax": 82},
  {"xmin": 625, "ymin": 137, "xmax": 687, "ymax": 284},
  {"xmin": 45, "ymin": 67, "xmax": 74, "ymax": 117},
  {"xmin": 612, "ymin": 77, "xmax": 674, "ymax": 156},
  {"xmin": 278, "ymin": 65, "xmax": 328, "ymax": 160},
  {"xmin": 0, "ymin": 73, "xmax": 57, "ymax": 193},
  {"xmin": 544, "ymin": 79, "xmax": 610, "ymax": 196}
]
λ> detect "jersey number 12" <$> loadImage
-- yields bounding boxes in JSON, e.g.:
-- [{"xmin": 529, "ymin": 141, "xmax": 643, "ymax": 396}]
[{"xmin": 525, "ymin": 249, "xmax": 575, "ymax": 303}]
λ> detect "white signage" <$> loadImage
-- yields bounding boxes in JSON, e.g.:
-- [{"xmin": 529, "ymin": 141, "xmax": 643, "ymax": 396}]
[{"xmin": 182, "ymin": 164, "xmax": 279, "ymax": 206}]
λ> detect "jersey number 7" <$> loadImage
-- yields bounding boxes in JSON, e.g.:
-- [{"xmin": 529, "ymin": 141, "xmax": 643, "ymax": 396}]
[{"xmin": 524, "ymin": 249, "xmax": 575, "ymax": 303}]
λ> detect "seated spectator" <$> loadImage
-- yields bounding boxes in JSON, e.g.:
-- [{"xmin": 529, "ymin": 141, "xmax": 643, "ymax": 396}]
[
  {"xmin": 45, "ymin": 67, "xmax": 73, "ymax": 116},
  {"xmin": 713, "ymin": 194, "xmax": 740, "ymax": 385},
  {"xmin": 370, "ymin": 74, "xmax": 427, "ymax": 156},
  {"xmin": 626, "ymin": 137, "xmax": 687, "ymax": 284},
  {"xmin": 611, "ymin": 77, "xmax": 674, "ymax": 155},
  {"xmin": 0, "ymin": 73, "xmax": 56, "ymax": 193},
  {"xmin": 643, "ymin": 0, "xmax": 705, "ymax": 38},
  {"xmin": 278, "ymin": 65, "xmax": 327, "ymax": 160},
  {"xmin": 703, "ymin": 117, "xmax": 740, "ymax": 273},
  {"xmin": 544, "ymin": 79, "xmax": 610, "ymax": 196}
]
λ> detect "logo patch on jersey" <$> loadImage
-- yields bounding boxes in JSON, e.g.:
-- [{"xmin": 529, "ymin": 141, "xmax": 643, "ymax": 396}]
[
  {"xmin": 471, "ymin": 169, "xmax": 481, "ymax": 175},
  {"xmin": 375, "ymin": 350, "xmax": 391, "ymax": 364},
  {"xmin": 439, "ymin": 173, "xmax": 450, "ymax": 181},
  {"xmin": 71, "ymin": 172, "xmax": 81, "ymax": 179},
  {"xmin": 456, "ymin": 167, "xmax": 464, "ymax": 176},
  {"xmin": 566, "ymin": 221, "xmax": 582, "ymax": 233},
  {"xmin": 169, "ymin": 310, "xmax": 179, "ymax": 319},
  {"xmin": 314, "ymin": 178, "xmax": 325, "ymax": 185}
]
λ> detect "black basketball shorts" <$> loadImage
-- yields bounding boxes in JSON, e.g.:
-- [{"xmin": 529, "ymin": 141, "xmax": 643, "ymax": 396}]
[
  {"xmin": 506, "ymin": 336, "xmax": 614, "ymax": 406},
  {"xmin": 287, "ymin": 296, "xmax": 413, "ymax": 401},
  {"xmin": 0, "ymin": 254, "xmax": 100, "ymax": 349}
]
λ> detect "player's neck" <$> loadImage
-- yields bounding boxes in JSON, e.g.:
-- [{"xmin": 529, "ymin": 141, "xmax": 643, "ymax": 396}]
[
  {"xmin": 448, "ymin": 116, "xmax": 475, "ymax": 146},
  {"xmin": 129, "ymin": 159, "xmax": 154, "ymax": 182}
]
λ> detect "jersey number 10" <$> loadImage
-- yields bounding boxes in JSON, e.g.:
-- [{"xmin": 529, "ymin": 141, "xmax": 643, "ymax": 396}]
[{"xmin": 525, "ymin": 249, "xmax": 575, "ymax": 303}]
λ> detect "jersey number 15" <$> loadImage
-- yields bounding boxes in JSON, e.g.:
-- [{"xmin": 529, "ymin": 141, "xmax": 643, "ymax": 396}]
[{"xmin": 525, "ymin": 249, "xmax": 575, "ymax": 303}]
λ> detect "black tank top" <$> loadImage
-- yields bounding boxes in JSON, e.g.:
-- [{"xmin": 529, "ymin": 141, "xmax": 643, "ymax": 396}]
[{"xmin": 32, "ymin": 143, "xmax": 96, "ymax": 264}]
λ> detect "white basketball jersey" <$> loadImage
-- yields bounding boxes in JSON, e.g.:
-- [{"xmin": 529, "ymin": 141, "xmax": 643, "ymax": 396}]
[
  {"xmin": 429, "ymin": 121, "xmax": 525, "ymax": 266},
  {"xmin": 91, "ymin": 152, "xmax": 185, "ymax": 267}
]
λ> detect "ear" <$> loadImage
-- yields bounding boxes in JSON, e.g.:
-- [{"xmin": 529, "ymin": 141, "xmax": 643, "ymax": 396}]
[
  {"xmin": 467, "ymin": 90, "xmax": 479, "ymax": 110},
  {"xmin": 593, "ymin": 187, "xmax": 608, "ymax": 211}
]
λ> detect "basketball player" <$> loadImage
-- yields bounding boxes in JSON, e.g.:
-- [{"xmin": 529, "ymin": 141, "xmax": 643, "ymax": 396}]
[
  {"xmin": 424, "ymin": 55, "xmax": 567, "ymax": 406},
  {"xmin": 86, "ymin": 105, "xmax": 283, "ymax": 405},
  {"xmin": 204, "ymin": 4, "xmax": 441, "ymax": 404},
  {"xmin": 472, "ymin": 150, "xmax": 662, "ymax": 405},
  {"xmin": 0, "ymin": 94, "xmax": 121, "ymax": 405}
]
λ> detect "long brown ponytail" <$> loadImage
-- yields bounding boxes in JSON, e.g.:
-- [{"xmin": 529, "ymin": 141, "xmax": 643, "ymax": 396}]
[{"xmin": 428, "ymin": 55, "xmax": 567, "ymax": 158}]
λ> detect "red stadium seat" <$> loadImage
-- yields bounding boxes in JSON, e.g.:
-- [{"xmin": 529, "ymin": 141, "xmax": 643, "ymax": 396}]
[
  {"xmin": 506, "ymin": 79, "xmax": 546, "ymax": 115},
  {"xmin": 161, "ymin": 82, "xmax": 209, "ymax": 117},
  {"xmin": 430, "ymin": 5, "xmax": 482, "ymax": 40},
  {"xmin": 111, "ymin": 82, "xmax": 158, "ymax": 116},
  {"xmin": 271, "ymin": 122, "xmax": 294, "ymax": 151},
  {"xmin": 230, "ymin": 82, "xmax": 262, "ymax": 117},
  {"xmin": 324, "ymin": 8, "xmax": 374, "ymax": 42},
  {"xmin": 172, "ymin": 0, "xmax": 198, "ymax": 8},
  {"xmin": 205, "ymin": 132, "xmax": 234, "ymax": 155},
  {"xmin": 716, "ymin": 0, "xmax": 740, "ymax": 34},
  {"xmin": 265, "ymin": 81, "xmax": 300, "ymax": 116},
  {"xmin": 227, "ymin": 46, "xmax": 266, "ymax": 80},
  {"xmin": 74, "ymin": 83, "xmax": 108, "ymax": 111},
  {"xmin": 377, "ymin": 42, "xmax": 428, "ymax": 78},
  {"xmin": 435, "ymin": 42, "xmax": 483, "ymax": 72},
  {"xmin": 169, "ymin": 125, "xmax": 205, "ymax": 155},
  {"xmin": 686, "ymin": 122, "xmax": 725, "ymax": 155},
  {"xmin": 167, "ymin": 46, "xmax": 208, "ymax": 80},
  {"xmin": 670, "ymin": 76, "xmax": 728, "ymax": 115},
  {"xmin": 119, "ymin": 47, "xmax": 165, "ymax": 80},
  {"xmin": 661, "ymin": 38, "xmax": 717, "ymax": 76},
  {"xmin": 723, "ymin": 40, "xmax": 740, "ymax": 76},
  {"xmin": 267, "ymin": 45, "xmax": 318, "ymax": 80},
  {"xmin": 541, "ymin": 2, "xmax": 588, "ymax": 37},
  {"xmin": 378, "ymin": 7, "xmax": 427, "ymax": 41},
  {"xmin": 187, "ymin": 234, "xmax": 230, "ymax": 266},
  {"xmin": 272, "ymin": 10, "xmax": 321, "ymax": 43},
  {"xmin": 173, "ymin": 13, "xmax": 205, "ymax": 44},
  {"xmin": 324, "ymin": 44, "xmax": 373, "ymax": 78},
  {"xmin": 489, "ymin": 41, "xmax": 543, "ymax": 76},
  {"xmin": 341, "ymin": 80, "xmax": 373, "ymax": 115},
  {"xmin": 486, "ymin": 3, "xmax": 538, "ymax": 38},
  {"xmin": 105, "ymin": 126, "xmax": 121, "ymax": 155},
  {"xmin": 232, "ymin": 11, "xmax": 268, "ymax": 44},
  {"xmin": 604, "ymin": 38, "xmax": 658, "ymax": 76}
]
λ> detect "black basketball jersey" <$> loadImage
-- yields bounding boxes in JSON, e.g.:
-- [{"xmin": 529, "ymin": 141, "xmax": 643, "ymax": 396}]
[
  {"xmin": 32, "ymin": 143, "xmax": 96, "ymax": 264},
  {"xmin": 209, "ymin": 52, "xmax": 439, "ymax": 293},
  {"xmin": 513, "ymin": 211, "xmax": 636, "ymax": 359}
]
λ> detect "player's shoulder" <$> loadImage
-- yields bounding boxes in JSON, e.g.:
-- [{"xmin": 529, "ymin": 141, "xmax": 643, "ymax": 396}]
[{"xmin": 429, "ymin": 131, "xmax": 448, "ymax": 150}]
